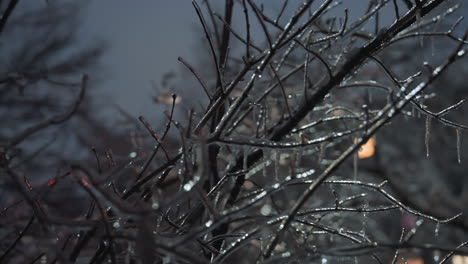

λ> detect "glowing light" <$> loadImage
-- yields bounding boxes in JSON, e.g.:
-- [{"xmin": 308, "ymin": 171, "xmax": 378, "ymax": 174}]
[
  {"xmin": 48, "ymin": 179, "xmax": 57, "ymax": 187},
  {"xmin": 395, "ymin": 257, "xmax": 423, "ymax": 264},
  {"xmin": 354, "ymin": 137, "xmax": 376, "ymax": 159},
  {"xmin": 153, "ymin": 90, "xmax": 181, "ymax": 105},
  {"xmin": 452, "ymin": 255, "xmax": 468, "ymax": 264}
]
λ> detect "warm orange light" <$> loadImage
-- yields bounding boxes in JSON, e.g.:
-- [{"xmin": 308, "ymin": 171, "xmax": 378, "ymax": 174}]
[
  {"xmin": 452, "ymin": 255, "xmax": 468, "ymax": 264},
  {"xmin": 354, "ymin": 137, "xmax": 376, "ymax": 159},
  {"xmin": 47, "ymin": 179, "xmax": 57, "ymax": 187},
  {"xmin": 153, "ymin": 90, "xmax": 182, "ymax": 105},
  {"xmin": 396, "ymin": 257, "xmax": 423, "ymax": 264}
]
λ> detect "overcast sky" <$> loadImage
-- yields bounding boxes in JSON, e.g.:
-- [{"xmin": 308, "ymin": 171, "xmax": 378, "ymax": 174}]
[
  {"xmin": 76, "ymin": 0, "xmax": 463, "ymax": 120},
  {"xmin": 81, "ymin": 1, "xmax": 198, "ymax": 118},
  {"xmin": 78, "ymin": 1, "xmax": 376, "ymax": 118}
]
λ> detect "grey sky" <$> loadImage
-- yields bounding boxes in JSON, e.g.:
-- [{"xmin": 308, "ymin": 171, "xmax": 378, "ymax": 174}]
[
  {"xmin": 82, "ymin": 1, "xmax": 197, "ymax": 117},
  {"xmin": 78, "ymin": 0, "xmax": 462, "ymax": 120},
  {"xmin": 79, "ymin": 1, "xmax": 377, "ymax": 118}
]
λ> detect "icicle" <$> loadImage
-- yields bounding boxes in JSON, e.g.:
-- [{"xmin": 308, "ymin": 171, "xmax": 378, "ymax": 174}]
[
  {"xmin": 431, "ymin": 35, "xmax": 435, "ymax": 58},
  {"xmin": 433, "ymin": 251, "xmax": 441, "ymax": 262},
  {"xmin": 273, "ymin": 150, "xmax": 280, "ymax": 181},
  {"xmin": 318, "ymin": 142, "xmax": 327, "ymax": 165},
  {"xmin": 416, "ymin": 7, "xmax": 423, "ymax": 49},
  {"xmin": 434, "ymin": 222, "xmax": 440, "ymax": 237},
  {"xmin": 296, "ymin": 147, "xmax": 303, "ymax": 169},
  {"xmin": 425, "ymin": 116, "xmax": 432, "ymax": 157},
  {"xmin": 353, "ymin": 152, "xmax": 358, "ymax": 180},
  {"xmin": 151, "ymin": 196, "xmax": 160, "ymax": 210},
  {"xmin": 243, "ymin": 147, "xmax": 249, "ymax": 171},
  {"xmin": 256, "ymin": 105, "xmax": 264, "ymax": 138},
  {"xmin": 456, "ymin": 128, "xmax": 461, "ymax": 164},
  {"xmin": 289, "ymin": 151, "xmax": 296, "ymax": 179},
  {"xmin": 362, "ymin": 201, "xmax": 369, "ymax": 237},
  {"xmin": 419, "ymin": 35, "xmax": 424, "ymax": 51}
]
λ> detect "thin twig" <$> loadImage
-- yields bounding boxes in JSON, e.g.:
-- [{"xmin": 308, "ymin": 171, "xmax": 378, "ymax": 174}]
[
  {"xmin": 178, "ymin": 57, "xmax": 212, "ymax": 100},
  {"xmin": 0, "ymin": 216, "xmax": 34, "ymax": 263},
  {"xmin": 192, "ymin": 1, "xmax": 225, "ymax": 95},
  {"xmin": 7, "ymin": 74, "xmax": 88, "ymax": 148}
]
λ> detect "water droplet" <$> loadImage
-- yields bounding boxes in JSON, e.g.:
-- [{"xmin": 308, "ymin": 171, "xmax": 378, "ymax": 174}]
[
  {"xmin": 113, "ymin": 221, "xmax": 121, "ymax": 229},
  {"xmin": 205, "ymin": 220, "xmax": 213, "ymax": 227},
  {"xmin": 183, "ymin": 181, "xmax": 195, "ymax": 191},
  {"xmin": 433, "ymin": 66, "xmax": 443, "ymax": 75},
  {"xmin": 255, "ymin": 66, "xmax": 262, "ymax": 74},
  {"xmin": 260, "ymin": 204, "xmax": 272, "ymax": 216},
  {"xmin": 296, "ymin": 169, "xmax": 315, "ymax": 178},
  {"xmin": 416, "ymin": 219, "xmax": 424, "ymax": 226},
  {"xmin": 353, "ymin": 152, "xmax": 358, "ymax": 180},
  {"xmin": 433, "ymin": 250, "xmax": 441, "ymax": 262},
  {"xmin": 151, "ymin": 202, "xmax": 159, "ymax": 210}
]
